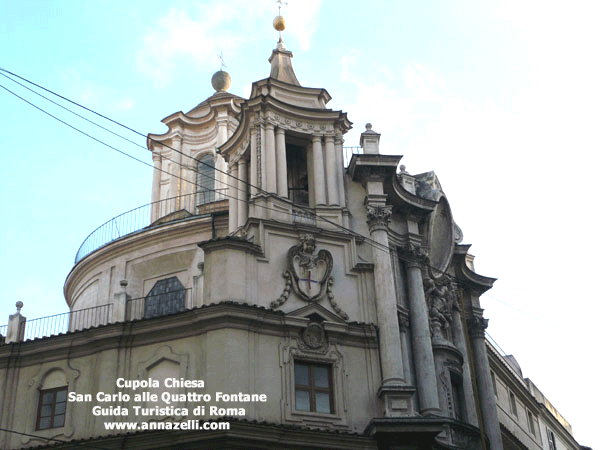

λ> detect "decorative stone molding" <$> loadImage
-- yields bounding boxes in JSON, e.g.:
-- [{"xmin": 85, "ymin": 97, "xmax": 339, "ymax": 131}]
[
  {"xmin": 366, "ymin": 205, "xmax": 392, "ymax": 232},
  {"xmin": 299, "ymin": 322, "xmax": 328, "ymax": 353},
  {"xmin": 467, "ymin": 315, "xmax": 489, "ymax": 338},
  {"xmin": 423, "ymin": 273, "xmax": 458, "ymax": 342},
  {"xmin": 277, "ymin": 234, "xmax": 333, "ymax": 303},
  {"xmin": 270, "ymin": 113, "xmax": 335, "ymax": 135},
  {"xmin": 398, "ymin": 312, "xmax": 410, "ymax": 332},
  {"xmin": 272, "ymin": 235, "xmax": 348, "ymax": 319},
  {"xmin": 397, "ymin": 243, "xmax": 429, "ymax": 268},
  {"xmin": 271, "ymin": 271, "xmax": 292, "ymax": 309},
  {"xmin": 22, "ymin": 362, "xmax": 81, "ymax": 445},
  {"xmin": 326, "ymin": 277, "xmax": 349, "ymax": 320},
  {"xmin": 280, "ymin": 342, "xmax": 349, "ymax": 429}
]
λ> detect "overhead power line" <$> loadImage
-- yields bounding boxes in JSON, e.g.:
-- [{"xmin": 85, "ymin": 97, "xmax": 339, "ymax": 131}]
[{"xmin": 0, "ymin": 67, "xmax": 572, "ymax": 337}]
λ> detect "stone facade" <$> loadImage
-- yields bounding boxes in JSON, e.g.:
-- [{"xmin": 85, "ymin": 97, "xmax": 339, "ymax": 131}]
[{"xmin": 0, "ymin": 35, "xmax": 588, "ymax": 450}]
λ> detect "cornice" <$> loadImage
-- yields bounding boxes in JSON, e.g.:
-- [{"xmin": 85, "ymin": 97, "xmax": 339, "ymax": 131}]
[
  {"xmin": 0, "ymin": 302, "xmax": 378, "ymax": 368},
  {"xmin": 219, "ymin": 90, "xmax": 351, "ymax": 161},
  {"xmin": 388, "ymin": 173, "xmax": 437, "ymax": 214},
  {"xmin": 452, "ymin": 244, "xmax": 496, "ymax": 295}
]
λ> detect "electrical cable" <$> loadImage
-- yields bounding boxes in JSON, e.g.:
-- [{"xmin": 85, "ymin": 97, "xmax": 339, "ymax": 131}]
[
  {"xmin": 0, "ymin": 72, "xmax": 393, "ymax": 255},
  {"xmin": 0, "ymin": 68, "xmax": 571, "ymax": 336}
]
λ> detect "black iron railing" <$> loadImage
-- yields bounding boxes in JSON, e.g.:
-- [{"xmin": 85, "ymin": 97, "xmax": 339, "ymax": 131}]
[
  {"xmin": 343, "ymin": 146, "xmax": 363, "ymax": 167},
  {"xmin": 126, "ymin": 288, "xmax": 192, "ymax": 321},
  {"xmin": 75, "ymin": 190, "xmax": 227, "ymax": 264},
  {"xmin": 0, "ymin": 304, "xmax": 113, "ymax": 342}
]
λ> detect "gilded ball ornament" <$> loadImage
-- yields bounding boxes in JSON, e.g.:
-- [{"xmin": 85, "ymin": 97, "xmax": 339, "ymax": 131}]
[
  {"xmin": 273, "ymin": 15, "xmax": 286, "ymax": 31},
  {"xmin": 211, "ymin": 70, "xmax": 231, "ymax": 92}
]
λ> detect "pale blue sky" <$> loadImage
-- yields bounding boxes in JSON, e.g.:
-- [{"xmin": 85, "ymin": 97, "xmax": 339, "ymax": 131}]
[{"xmin": 1, "ymin": 1, "xmax": 598, "ymax": 447}]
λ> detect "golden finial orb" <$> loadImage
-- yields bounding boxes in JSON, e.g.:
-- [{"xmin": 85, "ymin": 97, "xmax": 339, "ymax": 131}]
[{"xmin": 273, "ymin": 15, "xmax": 286, "ymax": 32}]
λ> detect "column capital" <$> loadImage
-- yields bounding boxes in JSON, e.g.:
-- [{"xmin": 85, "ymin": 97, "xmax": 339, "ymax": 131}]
[
  {"xmin": 266, "ymin": 122, "xmax": 275, "ymax": 130},
  {"xmin": 366, "ymin": 204, "xmax": 392, "ymax": 232},
  {"xmin": 467, "ymin": 315, "xmax": 489, "ymax": 338},
  {"xmin": 398, "ymin": 244, "xmax": 429, "ymax": 268},
  {"xmin": 275, "ymin": 126, "xmax": 285, "ymax": 135},
  {"xmin": 324, "ymin": 134, "xmax": 335, "ymax": 143}
]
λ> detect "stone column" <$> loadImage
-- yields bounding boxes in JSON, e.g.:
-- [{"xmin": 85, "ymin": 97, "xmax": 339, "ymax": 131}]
[
  {"xmin": 334, "ymin": 135, "xmax": 346, "ymax": 208},
  {"xmin": 5, "ymin": 302, "xmax": 26, "ymax": 343},
  {"xmin": 311, "ymin": 135, "xmax": 326, "ymax": 205},
  {"xmin": 229, "ymin": 164, "xmax": 239, "ymax": 233},
  {"xmin": 468, "ymin": 314, "xmax": 503, "ymax": 450},
  {"xmin": 450, "ymin": 292, "xmax": 478, "ymax": 426},
  {"xmin": 250, "ymin": 127, "xmax": 258, "ymax": 196},
  {"xmin": 367, "ymin": 205, "xmax": 405, "ymax": 386},
  {"xmin": 237, "ymin": 159, "xmax": 248, "ymax": 226},
  {"xmin": 275, "ymin": 127, "xmax": 287, "ymax": 198},
  {"xmin": 265, "ymin": 123, "xmax": 277, "ymax": 193},
  {"xmin": 324, "ymin": 135, "xmax": 339, "ymax": 205},
  {"xmin": 405, "ymin": 252, "xmax": 441, "ymax": 415}
]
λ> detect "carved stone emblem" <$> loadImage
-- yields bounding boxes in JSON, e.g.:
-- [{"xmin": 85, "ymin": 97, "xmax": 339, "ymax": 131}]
[
  {"xmin": 271, "ymin": 235, "xmax": 348, "ymax": 320},
  {"xmin": 288, "ymin": 234, "xmax": 333, "ymax": 302},
  {"xmin": 301, "ymin": 323, "xmax": 326, "ymax": 350}
]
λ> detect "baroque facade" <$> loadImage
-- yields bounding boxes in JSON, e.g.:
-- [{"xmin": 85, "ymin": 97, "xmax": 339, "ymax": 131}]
[{"xmin": 0, "ymin": 27, "xmax": 588, "ymax": 450}]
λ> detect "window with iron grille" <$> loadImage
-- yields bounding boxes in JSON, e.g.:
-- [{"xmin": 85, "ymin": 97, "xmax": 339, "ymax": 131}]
[
  {"xmin": 37, "ymin": 387, "xmax": 67, "ymax": 430},
  {"xmin": 294, "ymin": 362, "xmax": 334, "ymax": 414}
]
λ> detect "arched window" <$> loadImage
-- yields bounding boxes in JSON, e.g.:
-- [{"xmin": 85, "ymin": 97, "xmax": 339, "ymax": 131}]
[{"xmin": 196, "ymin": 153, "xmax": 215, "ymax": 206}]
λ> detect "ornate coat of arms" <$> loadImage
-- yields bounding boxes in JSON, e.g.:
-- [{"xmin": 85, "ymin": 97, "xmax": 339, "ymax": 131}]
[
  {"xmin": 288, "ymin": 234, "xmax": 333, "ymax": 302},
  {"xmin": 271, "ymin": 234, "xmax": 347, "ymax": 320}
]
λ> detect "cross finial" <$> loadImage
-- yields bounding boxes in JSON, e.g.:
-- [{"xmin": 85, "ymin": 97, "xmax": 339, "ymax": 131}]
[
  {"xmin": 217, "ymin": 52, "xmax": 227, "ymax": 70},
  {"xmin": 276, "ymin": 0, "xmax": 287, "ymax": 15}
]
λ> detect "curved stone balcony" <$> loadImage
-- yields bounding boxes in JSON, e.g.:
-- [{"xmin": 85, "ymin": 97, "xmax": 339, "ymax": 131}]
[{"xmin": 74, "ymin": 190, "xmax": 228, "ymax": 264}]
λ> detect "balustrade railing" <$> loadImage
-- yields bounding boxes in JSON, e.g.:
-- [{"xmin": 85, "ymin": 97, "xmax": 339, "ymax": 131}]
[
  {"xmin": 75, "ymin": 190, "xmax": 227, "ymax": 264},
  {"xmin": 0, "ymin": 304, "xmax": 113, "ymax": 343}
]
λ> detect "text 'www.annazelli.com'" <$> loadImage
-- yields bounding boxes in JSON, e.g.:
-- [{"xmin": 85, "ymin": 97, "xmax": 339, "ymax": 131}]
[{"xmin": 104, "ymin": 420, "xmax": 230, "ymax": 431}]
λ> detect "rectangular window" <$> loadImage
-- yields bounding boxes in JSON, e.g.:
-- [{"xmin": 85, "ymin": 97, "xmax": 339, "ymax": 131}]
[
  {"xmin": 527, "ymin": 410, "xmax": 537, "ymax": 436},
  {"xmin": 509, "ymin": 391, "xmax": 518, "ymax": 417},
  {"xmin": 294, "ymin": 362, "xmax": 333, "ymax": 414},
  {"xmin": 491, "ymin": 371, "xmax": 498, "ymax": 397},
  {"xmin": 37, "ymin": 387, "xmax": 67, "ymax": 430},
  {"xmin": 287, "ymin": 144, "xmax": 309, "ymax": 206},
  {"xmin": 547, "ymin": 428, "xmax": 557, "ymax": 450},
  {"xmin": 450, "ymin": 375, "xmax": 465, "ymax": 421}
]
